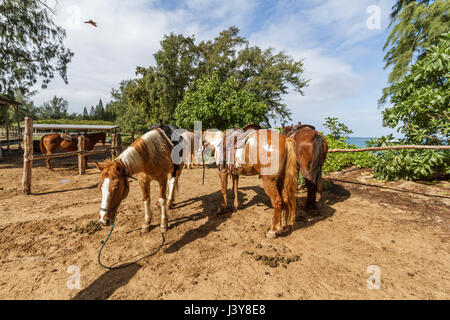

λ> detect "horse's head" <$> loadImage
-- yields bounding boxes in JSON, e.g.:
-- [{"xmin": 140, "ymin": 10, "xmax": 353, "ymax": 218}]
[
  {"xmin": 94, "ymin": 160, "xmax": 130, "ymax": 227},
  {"xmin": 60, "ymin": 133, "xmax": 77, "ymax": 150}
]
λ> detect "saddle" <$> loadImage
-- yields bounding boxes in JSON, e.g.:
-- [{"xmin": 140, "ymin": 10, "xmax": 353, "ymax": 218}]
[
  {"xmin": 218, "ymin": 128, "xmax": 258, "ymax": 174},
  {"xmin": 286, "ymin": 124, "xmax": 316, "ymax": 137}
]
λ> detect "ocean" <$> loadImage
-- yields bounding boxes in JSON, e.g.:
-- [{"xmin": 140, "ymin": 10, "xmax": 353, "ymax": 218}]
[{"xmin": 345, "ymin": 137, "xmax": 374, "ymax": 148}]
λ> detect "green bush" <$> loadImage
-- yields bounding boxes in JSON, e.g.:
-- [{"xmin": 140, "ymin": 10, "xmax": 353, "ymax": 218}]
[
  {"xmin": 323, "ymin": 135, "xmax": 376, "ymax": 173},
  {"xmin": 367, "ymin": 136, "xmax": 449, "ymax": 181}
]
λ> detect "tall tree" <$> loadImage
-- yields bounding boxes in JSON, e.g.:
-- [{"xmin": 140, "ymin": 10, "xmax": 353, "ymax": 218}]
[
  {"xmin": 127, "ymin": 27, "xmax": 307, "ymax": 127},
  {"xmin": 82, "ymin": 107, "xmax": 89, "ymax": 120},
  {"xmin": 382, "ymin": 33, "xmax": 449, "ymax": 144},
  {"xmin": 381, "ymin": 0, "xmax": 449, "ymax": 102},
  {"xmin": 175, "ymin": 72, "xmax": 268, "ymax": 130},
  {"xmin": 110, "ymin": 80, "xmax": 148, "ymax": 136},
  {"xmin": 0, "ymin": 0, "xmax": 73, "ymax": 97},
  {"xmin": 38, "ymin": 95, "xmax": 69, "ymax": 119}
]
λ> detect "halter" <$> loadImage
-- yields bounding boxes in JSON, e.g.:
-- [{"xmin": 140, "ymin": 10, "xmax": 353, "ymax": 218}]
[{"xmin": 99, "ymin": 173, "xmax": 133, "ymax": 213}]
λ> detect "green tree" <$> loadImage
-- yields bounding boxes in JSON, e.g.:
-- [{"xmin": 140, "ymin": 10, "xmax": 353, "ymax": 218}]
[
  {"xmin": 175, "ymin": 72, "xmax": 268, "ymax": 130},
  {"xmin": 110, "ymin": 80, "xmax": 148, "ymax": 136},
  {"xmin": 38, "ymin": 95, "xmax": 69, "ymax": 119},
  {"xmin": 323, "ymin": 117, "xmax": 353, "ymax": 140},
  {"xmin": 0, "ymin": 0, "xmax": 73, "ymax": 97},
  {"xmin": 381, "ymin": 0, "xmax": 449, "ymax": 102},
  {"xmin": 82, "ymin": 107, "xmax": 89, "ymax": 120},
  {"xmin": 382, "ymin": 33, "xmax": 449, "ymax": 144},
  {"xmin": 127, "ymin": 27, "xmax": 307, "ymax": 126}
]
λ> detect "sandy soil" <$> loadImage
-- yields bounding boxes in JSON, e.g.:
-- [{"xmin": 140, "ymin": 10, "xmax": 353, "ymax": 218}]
[{"xmin": 0, "ymin": 146, "xmax": 449, "ymax": 300}]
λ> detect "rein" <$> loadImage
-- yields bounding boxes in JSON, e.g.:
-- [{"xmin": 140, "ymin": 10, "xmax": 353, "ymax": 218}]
[{"xmin": 97, "ymin": 223, "xmax": 165, "ymax": 270}]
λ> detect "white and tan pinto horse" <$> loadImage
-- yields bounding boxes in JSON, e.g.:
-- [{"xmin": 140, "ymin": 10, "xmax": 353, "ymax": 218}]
[
  {"xmin": 203, "ymin": 128, "xmax": 299, "ymax": 238},
  {"xmin": 95, "ymin": 128, "xmax": 182, "ymax": 232}
]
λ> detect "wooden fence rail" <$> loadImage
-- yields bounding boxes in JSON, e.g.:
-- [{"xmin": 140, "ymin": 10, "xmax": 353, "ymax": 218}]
[
  {"xmin": 328, "ymin": 145, "xmax": 450, "ymax": 153},
  {"xmin": 22, "ymin": 118, "xmax": 121, "ymax": 195}
]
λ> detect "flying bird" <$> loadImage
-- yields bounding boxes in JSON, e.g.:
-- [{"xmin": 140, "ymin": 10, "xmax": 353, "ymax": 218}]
[{"xmin": 84, "ymin": 20, "xmax": 97, "ymax": 27}]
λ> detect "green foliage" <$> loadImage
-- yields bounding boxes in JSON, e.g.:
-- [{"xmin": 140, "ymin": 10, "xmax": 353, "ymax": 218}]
[
  {"xmin": 323, "ymin": 117, "xmax": 354, "ymax": 140},
  {"xmin": 367, "ymin": 135, "xmax": 449, "ymax": 181},
  {"xmin": 0, "ymin": 0, "xmax": 73, "ymax": 97},
  {"xmin": 37, "ymin": 96, "xmax": 69, "ymax": 119},
  {"xmin": 383, "ymin": 0, "xmax": 449, "ymax": 87},
  {"xmin": 322, "ymin": 135, "xmax": 376, "ymax": 173},
  {"xmin": 175, "ymin": 72, "xmax": 268, "ymax": 130},
  {"xmin": 109, "ymin": 80, "xmax": 148, "ymax": 134},
  {"xmin": 382, "ymin": 33, "xmax": 450, "ymax": 144},
  {"xmin": 119, "ymin": 27, "xmax": 307, "ymax": 127}
]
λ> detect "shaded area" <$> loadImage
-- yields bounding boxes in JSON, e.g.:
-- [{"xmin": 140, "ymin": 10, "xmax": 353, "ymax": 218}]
[
  {"xmin": 72, "ymin": 263, "xmax": 141, "ymax": 300},
  {"xmin": 32, "ymin": 183, "xmax": 98, "ymax": 196},
  {"xmin": 165, "ymin": 182, "xmax": 350, "ymax": 251}
]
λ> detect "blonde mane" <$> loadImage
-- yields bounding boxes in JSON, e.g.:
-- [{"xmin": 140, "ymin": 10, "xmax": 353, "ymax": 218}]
[{"xmin": 116, "ymin": 128, "xmax": 172, "ymax": 175}]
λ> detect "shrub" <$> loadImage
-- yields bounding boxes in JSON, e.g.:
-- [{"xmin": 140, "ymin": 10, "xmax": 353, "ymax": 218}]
[{"xmin": 322, "ymin": 135, "xmax": 376, "ymax": 173}]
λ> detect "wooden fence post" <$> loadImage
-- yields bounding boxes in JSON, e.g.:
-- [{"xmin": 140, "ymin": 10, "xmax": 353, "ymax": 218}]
[
  {"xmin": 111, "ymin": 133, "xmax": 115, "ymax": 158},
  {"xmin": 78, "ymin": 135, "xmax": 86, "ymax": 175},
  {"xmin": 116, "ymin": 134, "xmax": 122, "ymax": 157},
  {"xmin": 22, "ymin": 117, "xmax": 33, "ymax": 195}
]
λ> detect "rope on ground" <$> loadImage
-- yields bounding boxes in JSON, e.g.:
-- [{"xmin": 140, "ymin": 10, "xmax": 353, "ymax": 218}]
[
  {"xmin": 97, "ymin": 224, "xmax": 165, "ymax": 270},
  {"xmin": 327, "ymin": 177, "xmax": 450, "ymax": 199}
]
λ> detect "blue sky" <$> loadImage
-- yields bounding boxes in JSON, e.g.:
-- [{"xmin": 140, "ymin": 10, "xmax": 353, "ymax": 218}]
[{"xmin": 33, "ymin": 0, "xmax": 400, "ymax": 137}]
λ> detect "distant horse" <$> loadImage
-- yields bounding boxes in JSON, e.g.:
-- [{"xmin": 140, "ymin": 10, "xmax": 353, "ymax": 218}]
[
  {"xmin": 95, "ymin": 128, "xmax": 179, "ymax": 233},
  {"xmin": 39, "ymin": 133, "xmax": 77, "ymax": 169},
  {"xmin": 204, "ymin": 127, "xmax": 299, "ymax": 238},
  {"xmin": 282, "ymin": 124, "xmax": 328, "ymax": 209},
  {"xmin": 40, "ymin": 132, "xmax": 106, "ymax": 169}
]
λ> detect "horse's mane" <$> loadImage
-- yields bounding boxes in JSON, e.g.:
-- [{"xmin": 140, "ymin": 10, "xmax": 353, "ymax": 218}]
[{"xmin": 116, "ymin": 128, "xmax": 172, "ymax": 175}]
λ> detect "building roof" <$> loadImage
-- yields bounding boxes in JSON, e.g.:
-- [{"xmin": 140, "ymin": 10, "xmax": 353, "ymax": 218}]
[{"xmin": 20, "ymin": 124, "xmax": 120, "ymax": 131}]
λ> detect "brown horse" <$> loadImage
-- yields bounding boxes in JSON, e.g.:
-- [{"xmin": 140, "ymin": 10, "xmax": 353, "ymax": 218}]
[
  {"xmin": 204, "ymin": 128, "xmax": 299, "ymax": 238},
  {"xmin": 94, "ymin": 128, "xmax": 181, "ymax": 233},
  {"xmin": 282, "ymin": 124, "xmax": 328, "ymax": 209},
  {"xmin": 40, "ymin": 132, "xmax": 106, "ymax": 169}
]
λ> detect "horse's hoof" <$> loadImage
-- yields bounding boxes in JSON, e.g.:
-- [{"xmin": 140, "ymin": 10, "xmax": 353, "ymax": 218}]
[
  {"xmin": 160, "ymin": 224, "xmax": 168, "ymax": 233},
  {"xmin": 141, "ymin": 224, "xmax": 151, "ymax": 233},
  {"xmin": 266, "ymin": 230, "xmax": 278, "ymax": 239}
]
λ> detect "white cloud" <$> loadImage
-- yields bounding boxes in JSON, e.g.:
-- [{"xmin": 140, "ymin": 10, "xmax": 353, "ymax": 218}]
[{"xmin": 32, "ymin": 0, "xmax": 399, "ymax": 137}]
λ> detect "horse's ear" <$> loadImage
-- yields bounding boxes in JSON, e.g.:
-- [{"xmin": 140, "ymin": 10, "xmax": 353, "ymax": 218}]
[{"xmin": 94, "ymin": 161, "xmax": 105, "ymax": 171}]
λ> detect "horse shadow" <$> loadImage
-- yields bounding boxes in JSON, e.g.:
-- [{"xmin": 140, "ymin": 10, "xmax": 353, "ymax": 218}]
[
  {"xmin": 164, "ymin": 190, "xmax": 234, "ymax": 254},
  {"xmin": 165, "ymin": 180, "xmax": 350, "ymax": 250},
  {"xmin": 72, "ymin": 263, "xmax": 141, "ymax": 300}
]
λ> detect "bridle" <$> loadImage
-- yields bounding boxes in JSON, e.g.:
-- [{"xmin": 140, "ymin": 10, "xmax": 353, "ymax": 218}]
[{"xmin": 99, "ymin": 173, "xmax": 135, "ymax": 214}]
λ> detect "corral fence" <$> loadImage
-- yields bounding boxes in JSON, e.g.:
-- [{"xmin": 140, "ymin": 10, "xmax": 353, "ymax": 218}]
[
  {"xmin": 22, "ymin": 118, "xmax": 122, "ymax": 195},
  {"xmin": 20, "ymin": 117, "xmax": 449, "ymax": 195}
]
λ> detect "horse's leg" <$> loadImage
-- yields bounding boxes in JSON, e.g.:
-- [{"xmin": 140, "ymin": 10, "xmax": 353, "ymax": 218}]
[
  {"xmin": 167, "ymin": 164, "xmax": 182, "ymax": 209},
  {"xmin": 158, "ymin": 176, "xmax": 169, "ymax": 233},
  {"xmin": 46, "ymin": 150, "xmax": 53, "ymax": 169},
  {"xmin": 261, "ymin": 176, "xmax": 284, "ymax": 239},
  {"xmin": 232, "ymin": 174, "xmax": 239, "ymax": 212},
  {"xmin": 218, "ymin": 171, "xmax": 228, "ymax": 214},
  {"xmin": 299, "ymin": 157, "xmax": 312, "ymax": 209},
  {"xmin": 139, "ymin": 179, "xmax": 152, "ymax": 232}
]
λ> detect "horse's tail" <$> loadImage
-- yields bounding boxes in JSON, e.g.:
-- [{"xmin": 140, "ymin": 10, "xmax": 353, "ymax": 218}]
[
  {"xmin": 310, "ymin": 133, "xmax": 326, "ymax": 189},
  {"xmin": 282, "ymin": 137, "xmax": 299, "ymax": 227},
  {"xmin": 40, "ymin": 135, "xmax": 47, "ymax": 154}
]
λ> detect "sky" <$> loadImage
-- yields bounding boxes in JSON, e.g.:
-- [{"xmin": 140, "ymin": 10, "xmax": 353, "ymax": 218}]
[{"xmin": 32, "ymin": 0, "xmax": 400, "ymax": 137}]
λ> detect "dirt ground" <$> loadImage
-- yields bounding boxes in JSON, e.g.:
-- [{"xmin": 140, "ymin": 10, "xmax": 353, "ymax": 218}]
[{"xmin": 0, "ymin": 146, "xmax": 449, "ymax": 300}]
